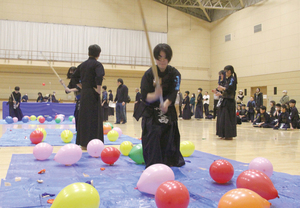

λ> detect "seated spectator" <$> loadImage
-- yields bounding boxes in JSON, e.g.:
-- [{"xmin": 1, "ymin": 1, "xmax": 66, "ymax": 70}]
[
  {"xmin": 273, "ymin": 105, "xmax": 290, "ymax": 130},
  {"xmin": 253, "ymin": 106, "xmax": 270, "ymax": 127},
  {"xmin": 239, "ymin": 104, "xmax": 248, "ymax": 122},
  {"xmin": 36, "ymin": 92, "xmax": 43, "ymax": 102},
  {"xmin": 269, "ymin": 101, "xmax": 275, "ymax": 121},
  {"xmin": 289, "ymin": 99, "xmax": 299, "ymax": 129},
  {"xmin": 236, "ymin": 105, "xmax": 242, "ymax": 124},
  {"xmin": 22, "ymin": 94, "xmax": 28, "ymax": 102}
]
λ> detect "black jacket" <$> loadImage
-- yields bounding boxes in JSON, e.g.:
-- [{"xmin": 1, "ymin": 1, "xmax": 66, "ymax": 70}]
[{"xmin": 115, "ymin": 84, "xmax": 128, "ymax": 103}]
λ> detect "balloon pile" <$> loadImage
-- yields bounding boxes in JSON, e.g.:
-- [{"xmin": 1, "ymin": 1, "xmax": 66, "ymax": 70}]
[
  {"xmin": 30, "ymin": 115, "xmax": 36, "ymax": 121},
  {"xmin": 61, "ymin": 130, "xmax": 73, "ymax": 143},
  {"xmin": 209, "ymin": 159, "xmax": 234, "ymax": 184},
  {"xmin": 54, "ymin": 144, "xmax": 82, "ymax": 165},
  {"xmin": 22, "ymin": 116, "xmax": 29, "ymax": 123},
  {"xmin": 87, "ymin": 139, "xmax": 105, "ymax": 158},
  {"xmin": 101, "ymin": 147, "xmax": 120, "ymax": 165},
  {"xmin": 180, "ymin": 141, "xmax": 195, "ymax": 157},
  {"xmin": 112, "ymin": 126, "xmax": 122, "ymax": 136},
  {"xmin": 30, "ymin": 130, "xmax": 44, "ymax": 144},
  {"xmin": 46, "ymin": 116, "xmax": 53, "ymax": 122},
  {"xmin": 249, "ymin": 157, "xmax": 273, "ymax": 177},
  {"xmin": 38, "ymin": 116, "xmax": 45, "ymax": 123},
  {"xmin": 51, "ymin": 183, "xmax": 100, "ymax": 208},
  {"xmin": 13, "ymin": 117, "xmax": 18, "ymax": 123},
  {"xmin": 129, "ymin": 144, "xmax": 144, "ymax": 164},
  {"xmin": 33, "ymin": 143, "xmax": 53, "ymax": 160}
]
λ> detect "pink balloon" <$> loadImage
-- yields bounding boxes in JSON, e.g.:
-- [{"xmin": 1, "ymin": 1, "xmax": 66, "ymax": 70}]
[
  {"xmin": 72, "ymin": 117, "xmax": 75, "ymax": 124},
  {"xmin": 249, "ymin": 157, "xmax": 273, "ymax": 178},
  {"xmin": 137, "ymin": 164, "xmax": 175, "ymax": 195},
  {"xmin": 13, "ymin": 117, "xmax": 18, "ymax": 123},
  {"xmin": 113, "ymin": 127, "xmax": 122, "ymax": 137},
  {"xmin": 33, "ymin": 143, "xmax": 53, "ymax": 160},
  {"xmin": 87, "ymin": 139, "xmax": 105, "ymax": 158},
  {"xmin": 54, "ymin": 144, "xmax": 82, "ymax": 165}
]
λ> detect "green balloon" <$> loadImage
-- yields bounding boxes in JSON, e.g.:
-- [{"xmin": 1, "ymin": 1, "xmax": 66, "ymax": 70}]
[
  {"xmin": 68, "ymin": 116, "xmax": 74, "ymax": 122},
  {"xmin": 104, "ymin": 122, "xmax": 113, "ymax": 129},
  {"xmin": 128, "ymin": 144, "xmax": 145, "ymax": 164},
  {"xmin": 51, "ymin": 183, "xmax": 100, "ymax": 208},
  {"xmin": 55, "ymin": 117, "xmax": 61, "ymax": 124}
]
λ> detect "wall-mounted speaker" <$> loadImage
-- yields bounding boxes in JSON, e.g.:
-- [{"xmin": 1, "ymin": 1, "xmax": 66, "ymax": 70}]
[
  {"xmin": 244, "ymin": 89, "xmax": 247, "ymax": 96},
  {"xmin": 274, "ymin": 87, "xmax": 277, "ymax": 95}
]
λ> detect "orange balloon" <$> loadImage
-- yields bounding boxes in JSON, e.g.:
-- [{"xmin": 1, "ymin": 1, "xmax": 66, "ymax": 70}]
[
  {"xmin": 103, "ymin": 124, "xmax": 112, "ymax": 135},
  {"xmin": 218, "ymin": 188, "xmax": 271, "ymax": 208}
]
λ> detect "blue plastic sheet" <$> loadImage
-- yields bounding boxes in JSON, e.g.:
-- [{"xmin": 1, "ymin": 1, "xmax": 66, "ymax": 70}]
[
  {"xmin": 0, "ymin": 119, "xmax": 74, "ymax": 125},
  {"xmin": 1, "ymin": 151, "xmax": 299, "ymax": 207},
  {"xmin": 2, "ymin": 101, "xmax": 76, "ymax": 119},
  {"xmin": 0, "ymin": 128, "xmax": 141, "ymax": 146}
]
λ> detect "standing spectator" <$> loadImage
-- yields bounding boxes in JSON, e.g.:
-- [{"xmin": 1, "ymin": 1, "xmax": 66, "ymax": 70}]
[
  {"xmin": 203, "ymin": 91, "xmax": 210, "ymax": 116},
  {"xmin": 108, "ymin": 90, "xmax": 114, "ymax": 116},
  {"xmin": 114, "ymin": 78, "xmax": 128, "ymax": 124},
  {"xmin": 254, "ymin": 88, "xmax": 263, "ymax": 112},
  {"xmin": 36, "ymin": 92, "xmax": 43, "ymax": 102},
  {"xmin": 190, "ymin": 93, "xmax": 196, "ymax": 116},
  {"xmin": 182, "ymin": 91, "xmax": 191, "ymax": 120},
  {"xmin": 102, "ymin": 86, "xmax": 108, "ymax": 122},
  {"xmin": 134, "ymin": 88, "xmax": 142, "ymax": 116},
  {"xmin": 289, "ymin": 99, "xmax": 299, "ymax": 129},
  {"xmin": 178, "ymin": 91, "xmax": 183, "ymax": 118},
  {"xmin": 280, "ymin": 90, "xmax": 289, "ymax": 105},
  {"xmin": 213, "ymin": 92, "xmax": 219, "ymax": 119},
  {"xmin": 195, "ymin": 88, "xmax": 203, "ymax": 119},
  {"xmin": 22, "ymin": 93, "xmax": 28, "ymax": 102},
  {"xmin": 216, "ymin": 65, "xmax": 237, "ymax": 140},
  {"xmin": 236, "ymin": 90, "xmax": 244, "ymax": 105}
]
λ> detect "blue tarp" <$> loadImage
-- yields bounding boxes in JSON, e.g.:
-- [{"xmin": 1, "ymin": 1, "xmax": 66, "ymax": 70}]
[
  {"xmin": 0, "ymin": 151, "xmax": 299, "ymax": 207},
  {"xmin": 0, "ymin": 128, "xmax": 141, "ymax": 146},
  {"xmin": 2, "ymin": 101, "xmax": 76, "ymax": 119}
]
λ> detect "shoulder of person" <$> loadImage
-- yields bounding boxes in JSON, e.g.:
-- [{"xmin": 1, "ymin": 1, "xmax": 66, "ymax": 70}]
[{"xmin": 167, "ymin": 65, "xmax": 181, "ymax": 76}]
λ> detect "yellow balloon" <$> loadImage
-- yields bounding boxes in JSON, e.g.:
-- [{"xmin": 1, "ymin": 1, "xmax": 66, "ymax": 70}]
[
  {"xmin": 30, "ymin": 115, "xmax": 36, "ymax": 121},
  {"xmin": 180, "ymin": 141, "xmax": 195, "ymax": 157},
  {"xmin": 61, "ymin": 130, "xmax": 73, "ymax": 143},
  {"xmin": 107, "ymin": 130, "xmax": 119, "ymax": 142},
  {"xmin": 120, "ymin": 141, "xmax": 133, "ymax": 156},
  {"xmin": 36, "ymin": 128, "xmax": 47, "ymax": 141},
  {"xmin": 51, "ymin": 182, "xmax": 100, "ymax": 208}
]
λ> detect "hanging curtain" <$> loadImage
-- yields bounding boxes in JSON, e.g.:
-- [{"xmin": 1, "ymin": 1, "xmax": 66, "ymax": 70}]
[{"xmin": 0, "ymin": 20, "xmax": 167, "ymax": 65}]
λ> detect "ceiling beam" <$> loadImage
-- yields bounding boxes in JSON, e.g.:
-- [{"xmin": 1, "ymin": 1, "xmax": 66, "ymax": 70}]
[
  {"xmin": 196, "ymin": 0, "xmax": 211, "ymax": 21},
  {"xmin": 171, "ymin": 4, "xmax": 239, "ymax": 10}
]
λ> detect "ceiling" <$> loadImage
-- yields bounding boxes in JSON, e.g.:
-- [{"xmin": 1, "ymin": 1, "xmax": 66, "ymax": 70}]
[{"xmin": 153, "ymin": 0, "xmax": 264, "ymax": 22}]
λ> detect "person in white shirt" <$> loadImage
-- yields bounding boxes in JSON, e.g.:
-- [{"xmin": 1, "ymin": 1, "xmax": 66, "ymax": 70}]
[{"xmin": 203, "ymin": 91, "xmax": 210, "ymax": 116}]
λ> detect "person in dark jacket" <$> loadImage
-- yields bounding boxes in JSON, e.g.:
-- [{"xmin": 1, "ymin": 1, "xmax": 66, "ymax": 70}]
[
  {"xmin": 195, "ymin": 88, "xmax": 203, "ymax": 119},
  {"xmin": 182, "ymin": 91, "xmax": 191, "ymax": 120},
  {"xmin": 135, "ymin": 43, "xmax": 185, "ymax": 169},
  {"xmin": 273, "ymin": 105, "xmax": 290, "ymax": 130},
  {"xmin": 253, "ymin": 106, "xmax": 270, "ymax": 128},
  {"xmin": 114, "ymin": 78, "xmax": 128, "ymax": 124},
  {"xmin": 216, "ymin": 65, "xmax": 237, "ymax": 140},
  {"xmin": 108, "ymin": 90, "xmax": 114, "ymax": 116},
  {"xmin": 22, "ymin": 94, "xmax": 28, "ymax": 102},
  {"xmin": 102, "ymin": 86, "xmax": 108, "ymax": 122},
  {"xmin": 72, "ymin": 44, "xmax": 105, "ymax": 149},
  {"xmin": 9, "ymin": 86, "xmax": 23, "ymax": 121},
  {"xmin": 254, "ymin": 87, "xmax": 263, "ymax": 112},
  {"xmin": 190, "ymin": 93, "xmax": 195, "ymax": 116},
  {"xmin": 36, "ymin": 92, "xmax": 43, "ymax": 102},
  {"xmin": 134, "ymin": 88, "xmax": 142, "ymax": 116}
]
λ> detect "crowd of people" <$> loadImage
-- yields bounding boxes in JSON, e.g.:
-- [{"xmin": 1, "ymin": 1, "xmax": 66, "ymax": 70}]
[{"xmin": 235, "ymin": 89, "xmax": 300, "ymax": 130}]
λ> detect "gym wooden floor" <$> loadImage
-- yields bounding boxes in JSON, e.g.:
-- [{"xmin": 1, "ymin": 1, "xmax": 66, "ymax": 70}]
[{"xmin": 1, "ymin": 111, "xmax": 300, "ymax": 181}]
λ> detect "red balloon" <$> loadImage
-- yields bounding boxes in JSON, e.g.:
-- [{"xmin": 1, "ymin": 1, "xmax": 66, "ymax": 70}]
[
  {"xmin": 30, "ymin": 130, "xmax": 44, "ymax": 144},
  {"xmin": 155, "ymin": 180, "xmax": 190, "ymax": 208},
  {"xmin": 103, "ymin": 124, "xmax": 112, "ymax": 135},
  {"xmin": 54, "ymin": 115, "xmax": 58, "ymax": 119},
  {"xmin": 39, "ymin": 117, "xmax": 45, "ymax": 123},
  {"xmin": 42, "ymin": 83, "xmax": 45, "ymax": 86},
  {"xmin": 101, "ymin": 147, "xmax": 120, "ymax": 165},
  {"xmin": 236, "ymin": 112, "xmax": 239, "ymax": 116},
  {"xmin": 236, "ymin": 169, "xmax": 279, "ymax": 200},
  {"xmin": 209, "ymin": 159, "xmax": 234, "ymax": 184}
]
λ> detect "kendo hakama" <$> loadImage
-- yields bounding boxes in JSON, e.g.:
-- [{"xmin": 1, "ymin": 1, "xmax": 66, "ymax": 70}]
[
  {"xmin": 102, "ymin": 91, "xmax": 109, "ymax": 121},
  {"xmin": 136, "ymin": 66, "xmax": 185, "ymax": 168},
  {"xmin": 73, "ymin": 57, "xmax": 105, "ymax": 147},
  {"xmin": 9, "ymin": 92, "xmax": 23, "ymax": 121},
  {"xmin": 195, "ymin": 93, "xmax": 203, "ymax": 119},
  {"xmin": 217, "ymin": 76, "xmax": 237, "ymax": 138},
  {"xmin": 182, "ymin": 96, "xmax": 191, "ymax": 120}
]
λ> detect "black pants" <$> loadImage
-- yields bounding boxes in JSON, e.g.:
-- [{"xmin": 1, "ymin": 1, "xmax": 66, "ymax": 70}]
[
  {"xmin": 141, "ymin": 117, "xmax": 185, "ymax": 168},
  {"xmin": 213, "ymin": 99, "xmax": 218, "ymax": 119},
  {"xmin": 204, "ymin": 103, "xmax": 209, "ymax": 116},
  {"xmin": 179, "ymin": 106, "xmax": 182, "ymax": 117}
]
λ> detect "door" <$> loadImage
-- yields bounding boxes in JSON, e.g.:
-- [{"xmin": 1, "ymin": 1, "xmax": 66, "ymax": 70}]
[{"xmin": 251, "ymin": 86, "xmax": 268, "ymax": 110}]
